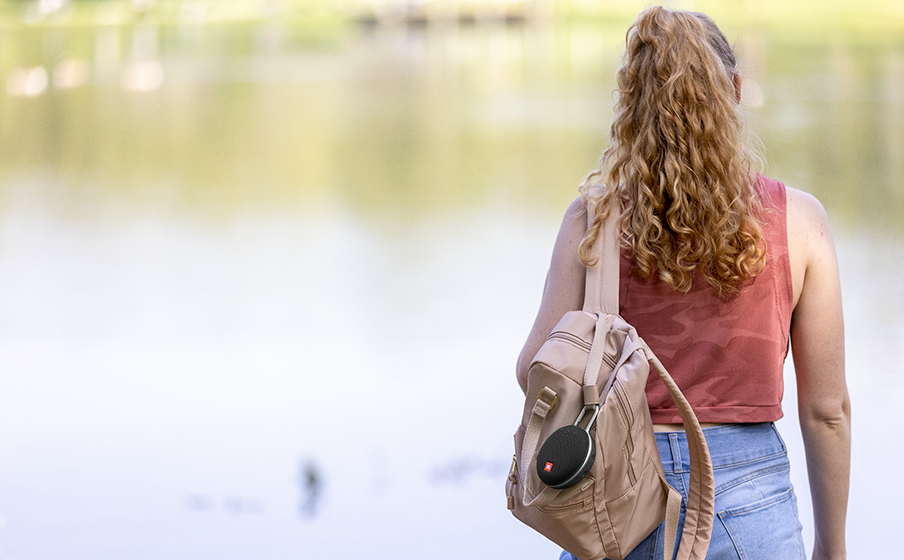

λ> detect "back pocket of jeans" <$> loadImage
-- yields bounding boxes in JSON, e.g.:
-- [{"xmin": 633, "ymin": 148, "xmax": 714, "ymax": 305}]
[{"xmin": 717, "ymin": 489, "xmax": 805, "ymax": 560}]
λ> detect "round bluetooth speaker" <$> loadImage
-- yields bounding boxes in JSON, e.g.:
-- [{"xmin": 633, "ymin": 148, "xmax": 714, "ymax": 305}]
[{"xmin": 536, "ymin": 424, "xmax": 596, "ymax": 489}]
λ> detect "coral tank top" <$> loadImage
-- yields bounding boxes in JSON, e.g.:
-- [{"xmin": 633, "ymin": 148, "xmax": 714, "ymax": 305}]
[{"xmin": 619, "ymin": 177, "xmax": 793, "ymax": 424}]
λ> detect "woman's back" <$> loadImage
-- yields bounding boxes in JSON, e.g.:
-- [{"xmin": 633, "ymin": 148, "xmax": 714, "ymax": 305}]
[
  {"xmin": 620, "ymin": 177, "xmax": 793, "ymax": 424},
  {"xmin": 517, "ymin": 7, "xmax": 849, "ymax": 559}
]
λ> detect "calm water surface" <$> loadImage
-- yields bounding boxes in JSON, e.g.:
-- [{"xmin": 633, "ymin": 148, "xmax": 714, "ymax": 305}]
[{"xmin": 0, "ymin": 17, "xmax": 901, "ymax": 559}]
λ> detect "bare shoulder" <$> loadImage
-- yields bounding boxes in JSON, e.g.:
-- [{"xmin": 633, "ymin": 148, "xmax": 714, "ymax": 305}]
[
  {"xmin": 784, "ymin": 186, "xmax": 840, "ymax": 311},
  {"xmin": 786, "ymin": 187, "xmax": 832, "ymax": 236},
  {"xmin": 550, "ymin": 195, "xmax": 589, "ymax": 269},
  {"xmin": 548, "ymin": 195, "xmax": 588, "ymax": 292},
  {"xmin": 562, "ymin": 195, "xmax": 588, "ymax": 235}
]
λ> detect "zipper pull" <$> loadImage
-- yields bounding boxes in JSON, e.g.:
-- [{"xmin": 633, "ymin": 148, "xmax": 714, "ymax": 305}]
[{"xmin": 506, "ymin": 455, "xmax": 517, "ymax": 510}]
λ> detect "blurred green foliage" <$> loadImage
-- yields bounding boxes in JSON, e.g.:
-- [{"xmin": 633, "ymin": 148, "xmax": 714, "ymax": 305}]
[{"xmin": 0, "ymin": 1, "xmax": 900, "ymax": 232}]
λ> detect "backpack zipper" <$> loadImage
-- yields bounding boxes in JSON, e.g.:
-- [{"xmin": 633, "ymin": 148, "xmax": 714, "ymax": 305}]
[
  {"xmin": 549, "ymin": 331, "xmax": 591, "ymax": 350},
  {"xmin": 548, "ymin": 332, "xmax": 618, "ymax": 370}
]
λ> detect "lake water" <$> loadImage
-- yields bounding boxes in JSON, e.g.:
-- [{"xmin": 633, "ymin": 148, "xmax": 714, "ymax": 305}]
[{"xmin": 0, "ymin": 12, "xmax": 902, "ymax": 560}]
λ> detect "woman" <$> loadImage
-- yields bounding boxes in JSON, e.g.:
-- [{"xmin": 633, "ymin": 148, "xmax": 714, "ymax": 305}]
[{"xmin": 516, "ymin": 7, "xmax": 850, "ymax": 560}]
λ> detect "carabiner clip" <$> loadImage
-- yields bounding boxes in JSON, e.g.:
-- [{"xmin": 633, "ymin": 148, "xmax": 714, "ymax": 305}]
[{"xmin": 573, "ymin": 404, "xmax": 600, "ymax": 432}]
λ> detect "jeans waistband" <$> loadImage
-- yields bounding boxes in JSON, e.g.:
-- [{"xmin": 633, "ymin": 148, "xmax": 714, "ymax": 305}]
[{"xmin": 655, "ymin": 422, "xmax": 787, "ymax": 472}]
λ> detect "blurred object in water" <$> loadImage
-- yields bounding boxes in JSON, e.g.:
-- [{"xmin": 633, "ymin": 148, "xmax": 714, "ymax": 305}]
[
  {"xmin": 225, "ymin": 495, "xmax": 266, "ymax": 515},
  {"xmin": 299, "ymin": 459, "xmax": 323, "ymax": 519},
  {"xmin": 427, "ymin": 455, "xmax": 508, "ymax": 486},
  {"xmin": 184, "ymin": 493, "xmax": 214, "ymax": 511}
]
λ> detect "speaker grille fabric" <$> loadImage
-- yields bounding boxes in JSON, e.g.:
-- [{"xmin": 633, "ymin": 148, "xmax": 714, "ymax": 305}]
[{"xmin": 536, "ymin": 426, "xmax": 591, "ymax": 488}]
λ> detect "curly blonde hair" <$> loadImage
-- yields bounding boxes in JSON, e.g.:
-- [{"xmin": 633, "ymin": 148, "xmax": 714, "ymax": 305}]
[{"xmin": 579, "ymin": 7, "xmax": 766, "ymax": 296}]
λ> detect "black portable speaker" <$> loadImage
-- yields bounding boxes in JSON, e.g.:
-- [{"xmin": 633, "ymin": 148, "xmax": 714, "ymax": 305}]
[{"xmin": 536, "ymin": 405, "xmax": 600, "ymax": 489}]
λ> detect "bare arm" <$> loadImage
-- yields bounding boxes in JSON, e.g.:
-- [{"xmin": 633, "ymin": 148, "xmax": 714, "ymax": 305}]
[
  {"xmin": 516, "ymin": 197, "xmax": 588, "ymax": 393},
  {"xmin": 786, "ymin": 188, "xmax": 851, "ymax": 560}
]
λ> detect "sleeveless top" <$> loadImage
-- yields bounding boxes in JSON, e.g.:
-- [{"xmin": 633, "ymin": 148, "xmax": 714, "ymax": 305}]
[{"xmin": 618, "ymin": 177, "xmax": 793, "ymax": 424}]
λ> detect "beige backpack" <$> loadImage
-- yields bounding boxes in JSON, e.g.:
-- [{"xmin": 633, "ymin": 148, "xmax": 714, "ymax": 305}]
[{"xmin": 506, "ymin": 200, "xmax": 716, "ymax": 560}]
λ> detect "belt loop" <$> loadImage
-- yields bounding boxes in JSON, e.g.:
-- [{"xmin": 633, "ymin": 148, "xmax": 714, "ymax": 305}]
[
  {"xmin": 770, "ymin": 421, "xmax": 787, "ymax": 451},
  {"xmin": 668, "ymin": 432, "xmax": 682, "ymax": 469}
]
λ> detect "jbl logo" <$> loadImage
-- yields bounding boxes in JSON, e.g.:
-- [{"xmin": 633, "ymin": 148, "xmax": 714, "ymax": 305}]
[{"xmin": 544, "ymin": 462, "xmax": 553, "ymax": 472}]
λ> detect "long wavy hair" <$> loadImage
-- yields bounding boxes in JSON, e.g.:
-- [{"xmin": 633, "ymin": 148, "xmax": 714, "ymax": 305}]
[{"xmin": 579, "ymin": 7, "xmax": 766, "ymax": 296}]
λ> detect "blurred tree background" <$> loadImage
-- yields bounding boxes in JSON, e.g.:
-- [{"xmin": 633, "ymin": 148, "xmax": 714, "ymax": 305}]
[{"xmin": 0, "ymin": 0, "xmax": 901, "ymax": 227}]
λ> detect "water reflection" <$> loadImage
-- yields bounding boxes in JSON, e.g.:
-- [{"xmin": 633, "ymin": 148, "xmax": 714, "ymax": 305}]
[
  {"xmin": 6, "ymin": 65, "xmax": 49, "ymax": 96},
  {"xmin": 122, "ymin": 23, "xmax": 164, "ymax": 91}
]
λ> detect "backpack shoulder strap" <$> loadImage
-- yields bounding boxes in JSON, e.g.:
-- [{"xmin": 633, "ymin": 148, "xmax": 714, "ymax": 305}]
[
  {"xmin": 582, "ymin": 195, "xmax": 619, "ymax": 316},
  {"xmin": 649, "ymin": 353, "xmax": 715, "ymax": 560},
  {"xmin": 579, "ymin": 196, "xmax": 621, "ymax": 401},
  {"xmin": 588, "ymin": 195, "xmax": 716, "ymax": 560}
]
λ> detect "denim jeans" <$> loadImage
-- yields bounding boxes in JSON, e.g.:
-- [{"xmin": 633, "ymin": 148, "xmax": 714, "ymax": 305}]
[{"xmin": 559, "ymin": 423, "xmax": 806, "ymax": 560}]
